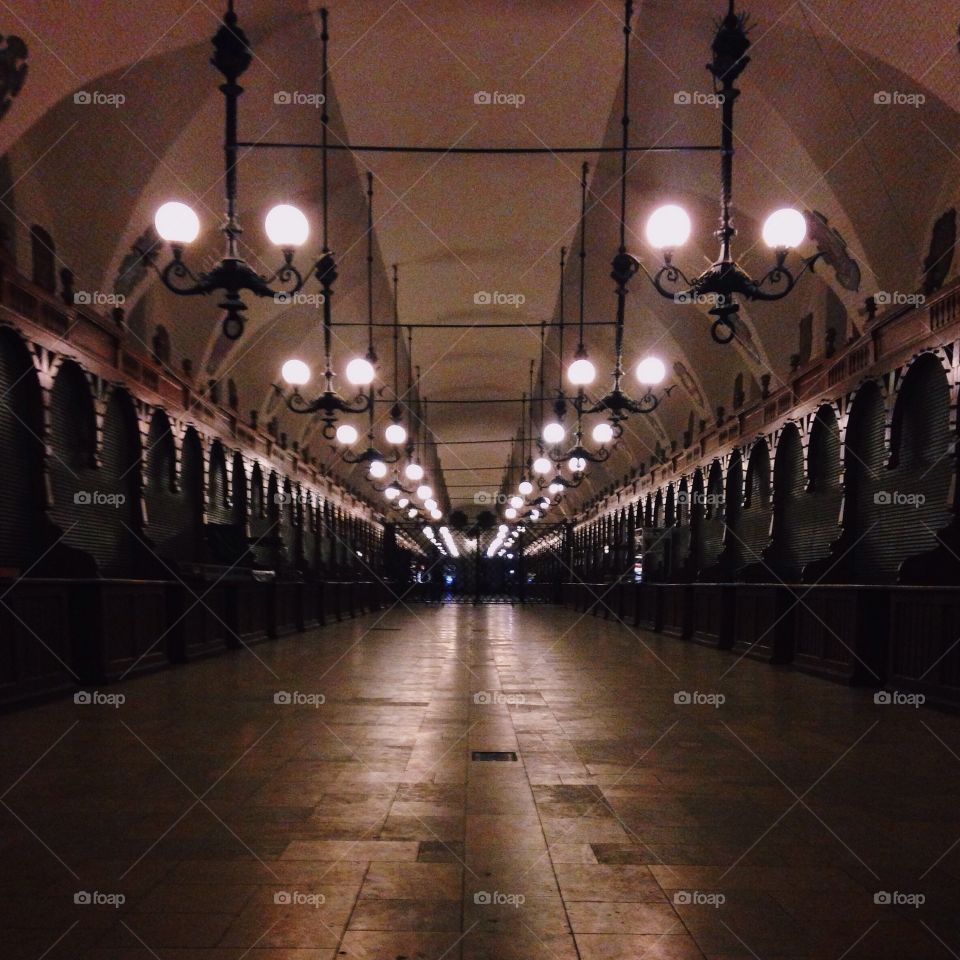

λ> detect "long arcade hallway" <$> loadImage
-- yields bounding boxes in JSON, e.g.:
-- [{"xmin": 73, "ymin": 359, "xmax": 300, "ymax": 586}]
[{"xmin": 0, "ymin": 604, "xmax": 957, "ymax": 960}]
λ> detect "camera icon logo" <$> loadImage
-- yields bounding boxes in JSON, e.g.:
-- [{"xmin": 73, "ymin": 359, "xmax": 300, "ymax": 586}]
[
  {"xmin": 74, "ymin": 691, "xmax": 92, "ymax": 705},
  {"xmin": 474, "ymin": 91, "xmax": 492, "ymax": 105},
  {"xmin": 74, "ymin": 91, "xmax": 92, "ymax": 105},
  {"xmin": 873, "ymin": 491, "xmax": 892, "ymax": 505},
  {"xmin": 873, "ymin": 691, "xmax": 892, "ymax": 705},
  {"xmin": 674, "ymin": 691, "xmax": 692, "ymax": 705},
  {"xmin": 274, "ymin": 691, "xmax": 292, "ymax": 705},
  {"xmin": 74, "ymin": 291, "xmax": 92, "ymax": 305},
  {"xmin": 673, "ymin": 891, "xmax": 692, "ymax": 905},
  {"xmin": 874, "ymin": 891, "xmax": 892, "ymax": 905},
  {"xmin": 74, "ymin": 891, "xmax": 92, "ymax": 904},
  {"xmin": 74, "ymin": 491, "xmax": 92, "ymax": 505},
  {"xmin": 274, "ymin": 292, "xmax": 292, "ymax": 305},
  {"xmin": 674, "ymin": 91, "xmax": 692, "ymax": 105},
  {"xmin": 473, "ymin": 691, "xmax": 492, "ymax": 704},
  {"xmin": 874, "ymin": 91, "xmax": 892, "ymax": 105},
  {"xmin": 474, "ymin": 291, "xmax": 492, "ymax": 305},
  {"xmin": 274, "ymin": 91, "xmax": 292, "ymax": 105},
  {"xmin": 274, "ymin": 891, "xmax": 292, "ymax": 905},
  {"xmin": 474, "ymin": 891, "xmax": 492, "ymax": 904}
]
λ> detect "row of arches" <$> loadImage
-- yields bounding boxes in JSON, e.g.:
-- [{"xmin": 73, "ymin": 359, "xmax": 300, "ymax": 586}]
[
  {"xmin": 569, "ymin": 351, "xmax": 956, "ymax": 585},
  {"xmin": 0, "ymin": 326, "xmax": 384, "ymax": 579}
]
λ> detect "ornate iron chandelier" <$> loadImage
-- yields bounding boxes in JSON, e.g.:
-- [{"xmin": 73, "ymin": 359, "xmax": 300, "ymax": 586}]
[
  {"xmin": 144, "ymin": 4, "xmax": 347, "ymax": 342},
  {"xmin": 580, "ymin": 0, "xmax": 670, "ymax": 432},
  {"xmin": 278, "ymin": 14, "xmax": 379, "ymax": 436},
  {"xmin": 640, "ymin": 0, "xmax": 829, "ymax": 343},
  {"xmin": 330, "ymin": 174, "xmax": 403, "ymax": 478}
]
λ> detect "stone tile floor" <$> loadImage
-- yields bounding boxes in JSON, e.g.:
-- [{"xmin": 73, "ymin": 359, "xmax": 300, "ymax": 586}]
[{"xmin": 0, "ymin": 602, "xmax": 958, "ymax": 959}]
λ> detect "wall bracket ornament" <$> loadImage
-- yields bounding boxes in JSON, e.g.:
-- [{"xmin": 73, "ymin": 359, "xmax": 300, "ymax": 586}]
[{"xmin": 0, "ymin": 35, "xmax": 27, "ymax": 121}]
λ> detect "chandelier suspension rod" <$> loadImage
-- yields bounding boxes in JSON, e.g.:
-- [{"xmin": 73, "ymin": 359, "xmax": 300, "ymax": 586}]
[
  {"xmin": 538, "ymin": 323, "xmax": 546, "ymax": 438},
  {"xmin": 318, "ymin": 7, "xmax": 335, "ymax": 379},
  {"xmin": 577, "ymin": 163, "xmax": 588, "ymax": 354},
  {"xmin": 237, "ymin": 141, "xmax": 722, "ymax": 155},
  {"xmin": 613, "ymin": 0, "xmax": 634, "ymax": 377},
  {"xmin": 618, "ymin": 0, "xmax": 633, "ymax": 254},
  {"xmin": 436, "ymin": 437, "xmax": 563, "ymax": 445},
  {"xmin": 359, "ymin": 171, "xmax": 378, "ymax": 442},
  {"xmin": 326, "ymin": 320, "xmax": 616, "ymax": 328},
  {"xmin": 556, "ymin": 246, "xmax": 566, "ymax": 396},
  {"xmin": 392, "ymin": 264, "xmax": 400, "ymax": 401}
]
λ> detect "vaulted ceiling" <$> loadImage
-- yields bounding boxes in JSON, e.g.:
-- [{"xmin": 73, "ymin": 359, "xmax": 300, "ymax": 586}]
[{"xmin": 3, "ymin": 0, "xmax": 959, "ymax": 519}]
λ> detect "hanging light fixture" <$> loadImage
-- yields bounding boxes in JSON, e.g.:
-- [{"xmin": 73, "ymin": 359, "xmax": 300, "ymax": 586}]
[
  {"xmin": 579, "ymin": 0, "xmax": 671, "ymax": 434},
  {"xmin": 332, "ymin": 173, "xmax": 397, "ymax": 476},
  {"xmin": 384, "ymin": 264, "xmax": 409, "ymax": 446},
  {"xmin": 640, "ymin": 0, "xmax": 835, "ymax": 343},
  {"xmin": 566, "ymin": 163, "xmax": 597, "ymax": 391},
  {"xmin": 541, "ymin": 247, "xmax": 569, "ymax": 448},
  {"xmin": 550, "ymin": 164, "xmax": 611, "ymax": 472},
  {"xmin": 403, "ymin": 346, "xmax": 427, "ymax": 483},
  {"xmin": 277, "ymin": 11, "xmax": 375, "ymax": 434},
  {"xmin": 142, "ymin": 4, "xmax": 329, "ymax": 340}
]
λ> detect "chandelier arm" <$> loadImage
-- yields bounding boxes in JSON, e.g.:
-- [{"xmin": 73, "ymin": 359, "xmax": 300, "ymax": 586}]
[
  {"xmin": 261, "ymin": 260, "xmax": 307, "ymax": 294},
  {"xmin": 748, "ymin": 252, "xmax": 825, "ymax": 301},
  {"xmin": 649, "ymin": 262, "xmax": 697, "ymax": 301},
  {"xmin": 157, "ymin": 257, "xmax": 209, "ymax": 295}
]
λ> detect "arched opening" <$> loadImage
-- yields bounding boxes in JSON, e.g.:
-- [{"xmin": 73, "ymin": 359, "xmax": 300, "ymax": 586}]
[
  {"xmin": 765, "ymin": 423, "xmax": 805, "ymax": 580},
  {"xmin": 842, "ymin": 381, "xmax": 888, "ymax": 582},
  {"xmin": 97, "ymin": 388, "xmax": 145, "ymax": 575},
  {"xmin": 0, "ymin": 328, "xmax": 45, "ymax": 573},
  {"xmin": 47, "ymin": 361, "xmax": 100, "ymax": 573},
  {"xmin": 249, "ymin": 464, "xmax": 272, "ymax": 566},
  {"xmin": 281, "ymin": 477, "xmax": 299, "ymax": 568},
  {"xmin": 231, "ymin": 452, "xmax": 248, "ymax": 528},
  {"xmin": 143, "ymin": 408, "xmax": 193, "ymax": 564},
  {"xmin": 697, "ymin": 459, "xmax": 726, "ymax": 577},
  {"xmin": 737, "ymin": 439, "xmax": 774, "ymax": 580},
  {"xmin": 704, "ymin": 450, "xmax": 743, "ymax": 580},
  {"xmin": 180, "ymin": 428, "xmax": 204, "ymax": 563},
  {"xmin": 301, "ymin": 490, "xmax": 318, "ymax": 572},
  {"xmin": 800, "ymin": 405, "xmax": 843, "ymax": 581},
  {"xmin": 887, "ymin": 354, "xmax": 954, "ymax": 582},
  {"xmin": 206, "ymin": 441, "xmax": 231, "ymax": 525}
]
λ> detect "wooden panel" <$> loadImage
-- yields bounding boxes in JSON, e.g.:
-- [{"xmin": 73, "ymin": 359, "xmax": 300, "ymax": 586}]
[
  {"xmin": 732, "ymin": 585, "xmax": 788, "ymax": 663},
  {"xmin": 691, "ymin": 584, "xmax": 730, "ymax": 648},
  {"xmin": 275, "ymin": 582, "xmax": 302, "ymax": 636},
  {"xmin": 235, "ymin": 582, "xmax": 271, "ymax": 642},
  {"xmin": 794, "ymin": 587, "xmax": 860, "ymax": 680},
  {"xmin": 98, "ymin": 582, "xmax": 168, "ymax": 678},
  {"xmin": 660, "ymin": 584, "xmax": 691, "ymax": 638},
  {"xmin": 0, "ymin": 580, "xmax": 74, "ymax": 706},
  {"xmin": 888, "ymin": 589, "xmax": 960, "ymax": 707}
]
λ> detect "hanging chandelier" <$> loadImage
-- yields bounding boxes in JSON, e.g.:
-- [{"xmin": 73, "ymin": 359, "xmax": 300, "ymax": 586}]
[
  {"xmin": 640, "ymin": 0, "xmax": 830, "ymax": 343},
  {"xmin": 549, "ymin": 162, "xmax": 613, "ymax": 472},
  {"xmin": 581, "ymin": 1, "xmax": 670, "ymax": 433},
  {"xmin": 538, "ymin": 248, "xmax": 585, "ymax": 497},
  {"xmin": 276, "ymin": 14, "xmax": 381, "ymax": 436},
  {"xmin": 144, "ymin": 4, "xmax": 368, "ymax": 348},
  {"xmin": 325, "ymin": 174, "xmax": 405, "ymax": 478}
]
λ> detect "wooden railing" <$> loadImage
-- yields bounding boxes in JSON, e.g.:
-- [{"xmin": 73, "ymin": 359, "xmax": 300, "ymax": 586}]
[
  {"xmin": 0, "ymin": 576, "xmax": 392, "ymax": 710},
  {"xmin": 561, "ymin": 581, "xmax": 960, "ymax": 710}
]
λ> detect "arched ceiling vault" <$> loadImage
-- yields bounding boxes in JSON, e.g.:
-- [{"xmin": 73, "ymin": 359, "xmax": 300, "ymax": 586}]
[{"xmin": 4, "ymin": 0, "xmax": 960, "ymax": 516}]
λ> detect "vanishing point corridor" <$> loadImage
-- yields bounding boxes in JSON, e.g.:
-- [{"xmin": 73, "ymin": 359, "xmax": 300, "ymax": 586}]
[{"xmin": 1, "ymin": 603, "xmax": 957, "ymax": 960}]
